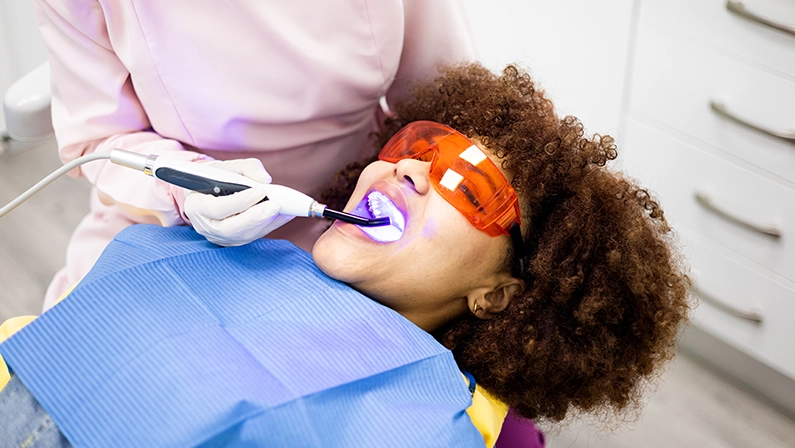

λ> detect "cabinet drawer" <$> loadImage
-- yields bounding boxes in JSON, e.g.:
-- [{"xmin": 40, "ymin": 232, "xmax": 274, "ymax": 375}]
[
  {"xmin": 683, "ymin": 226, "xmax": 795, "ymax": 380},
  {"xmin": 629, "ymin": 26, "xmax": 795, "ymax": 184},
  {"xmin": 639, "ymin": 0, "xmax": 795, "ymax": 78},
  {"xmin": 623, "ymin": 118, "xmax": 795, "ymax": 282}
]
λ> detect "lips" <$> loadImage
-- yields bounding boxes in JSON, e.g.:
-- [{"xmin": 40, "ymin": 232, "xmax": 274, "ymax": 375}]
[{"xmin": 350, "ymin": 190, "xmax": 406, "ymax": 242}]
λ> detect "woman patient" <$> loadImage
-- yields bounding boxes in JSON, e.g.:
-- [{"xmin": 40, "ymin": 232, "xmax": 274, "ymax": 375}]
[{"xmin": 0, "ymin": 63, "xmax": 690, "ymax": 447}]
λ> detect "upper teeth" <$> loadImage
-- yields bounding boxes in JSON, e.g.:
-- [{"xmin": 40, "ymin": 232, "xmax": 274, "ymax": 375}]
[
  {"xmin": 368, "ymin": 191, "xmax": 389, "ymax": 218},
  {"xmin": 367, "ymin": 191, "xmax": 404, "ymax": 231}
]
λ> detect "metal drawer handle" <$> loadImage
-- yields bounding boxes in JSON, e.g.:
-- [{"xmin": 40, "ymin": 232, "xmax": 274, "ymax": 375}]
[
  {"xmin": 726, "ymin": 1, "xmax": 795, "ymax": 37},
  {"xmin": 694, "ymin": 284, "xmax": 764, "ymax": 323},
  {"xmin": 710, "ymin": 101, "xmax": 795, "ymax": 144},
  {"xmin": 694, "ymin": 191, "xmax": 782, "ymax": 239}
]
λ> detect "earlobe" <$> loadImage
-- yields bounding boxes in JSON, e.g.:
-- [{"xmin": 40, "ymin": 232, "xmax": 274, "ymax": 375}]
[{"xmin": 472, "ymin": 301, "xmax": 482, "ymax": 315}]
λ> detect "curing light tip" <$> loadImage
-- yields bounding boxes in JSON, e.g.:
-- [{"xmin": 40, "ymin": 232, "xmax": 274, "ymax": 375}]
[{"xmin": 323, "ymin": 209, "xmax": 391, "ymax": 227}]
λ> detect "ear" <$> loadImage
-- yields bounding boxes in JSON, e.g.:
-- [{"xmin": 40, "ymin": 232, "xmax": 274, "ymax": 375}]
[{"xmin": 468, "ymin": 276, "xmax": 525, "ymax": 319}]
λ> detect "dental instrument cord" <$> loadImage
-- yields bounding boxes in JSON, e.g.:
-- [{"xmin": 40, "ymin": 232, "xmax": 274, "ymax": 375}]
[{"xmin": 0, "ymin": 151, "xmax": 112, "ymax": 218}]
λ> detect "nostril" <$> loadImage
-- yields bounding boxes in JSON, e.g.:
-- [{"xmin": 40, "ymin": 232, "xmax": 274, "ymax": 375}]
[{"xmin": 403, "ymin": 175, "xmax": 415, "ymax": 186}]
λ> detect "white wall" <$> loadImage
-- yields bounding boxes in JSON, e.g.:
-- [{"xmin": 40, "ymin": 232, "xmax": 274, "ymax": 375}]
[
  {"xmin": 461, "ymin": 0, "xmax": 636, "ymax": 139},
  {"xmin": 0, "ymin": 0, "xmax": 48, "ymax": 129}
]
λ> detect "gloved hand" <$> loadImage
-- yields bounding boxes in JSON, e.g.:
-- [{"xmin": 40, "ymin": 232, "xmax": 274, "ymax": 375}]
[{"xmin": 184, "ymin": 159, "xmax": 294, "ymax": 246}]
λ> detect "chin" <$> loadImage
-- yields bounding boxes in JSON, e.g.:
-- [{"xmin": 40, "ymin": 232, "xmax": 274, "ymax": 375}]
[
  {"xmin": 311, "ymin": 229, "xmax": 333, "ymax": 274},
  {"xmin": 311, "ymin": 226, "xmax": 352, "ymax": 281}
]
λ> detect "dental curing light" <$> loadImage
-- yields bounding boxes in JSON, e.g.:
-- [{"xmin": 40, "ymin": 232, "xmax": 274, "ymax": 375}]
[
  {"xmin": 111, "ymin": 149, "xmax": 390, "ymax": 226},
  {"xmin": 351, "ymin": 190, "xmax": 405, "ymax": 242},
  {"xmin": 0, "ymin": 149, "xmax": 391, "ymax": 228}
]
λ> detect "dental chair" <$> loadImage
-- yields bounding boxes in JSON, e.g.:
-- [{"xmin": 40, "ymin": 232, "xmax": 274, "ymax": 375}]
[{"xmin": 1, "ymin": 62, "xmax": 53, "ymax": 155}]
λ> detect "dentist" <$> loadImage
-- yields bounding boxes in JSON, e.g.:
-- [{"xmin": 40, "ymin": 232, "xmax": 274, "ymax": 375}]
[{"xmin": 33, "ymin": 0, "xmax": 476, "ymax": 309}]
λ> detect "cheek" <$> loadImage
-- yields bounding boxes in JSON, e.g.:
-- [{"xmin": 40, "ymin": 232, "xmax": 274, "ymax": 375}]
[
  {"xmin": 425, "ymin": 195, "xmax": 472, "ymax": 241},
  {"xmin": 419, "ymin": 198, "xmax": 481, "ymax": 258},
  {"xmin": 426, "ymin": 199, "xmax": 506, "ymax": 274},
  {"xmin": 420, "ymin": 217, "xmax": 437, "ymax": 239}
]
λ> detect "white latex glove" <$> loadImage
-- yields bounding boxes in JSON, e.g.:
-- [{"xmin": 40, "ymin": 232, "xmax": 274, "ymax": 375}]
[{"xmin": 184, "ymin": 159, "xmax": 294, "ymax": 246}]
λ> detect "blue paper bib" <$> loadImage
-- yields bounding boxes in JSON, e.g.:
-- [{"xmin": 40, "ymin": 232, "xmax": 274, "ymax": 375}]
[{"xmin": 0, "ymin": 225, "xmax": 483, "ymax": 447}]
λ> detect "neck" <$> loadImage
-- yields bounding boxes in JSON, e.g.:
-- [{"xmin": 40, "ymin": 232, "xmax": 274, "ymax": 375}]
[{"xmin": 398, "ymin": 302, "xmax": 469, "ymax": 333}]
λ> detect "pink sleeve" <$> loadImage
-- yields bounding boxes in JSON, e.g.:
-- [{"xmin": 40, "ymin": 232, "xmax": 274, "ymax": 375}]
[
  {"xmin": 385, "ymin": 0, "xmax": 478, "ymax": 108},
  {"xmin": 33, "ymin": 0, "xmax": 207, "ymax": 226}
]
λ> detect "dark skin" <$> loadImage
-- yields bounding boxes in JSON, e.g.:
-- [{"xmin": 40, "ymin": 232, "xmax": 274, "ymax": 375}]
[
  {"xmin": 312, "ymin": 144, "xmax": 523, "ymax": 333},
  {"xmin": 323, "ymin": 62, "xmax": 692, "ymax": 423}
]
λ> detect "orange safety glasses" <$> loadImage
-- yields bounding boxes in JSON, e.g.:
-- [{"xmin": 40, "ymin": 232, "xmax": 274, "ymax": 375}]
[
  {"xmin": 379, "ymin": 121, "xmax": 527, "ymax": 277},
  {"xmin": 378, "ymin": 121, "xmax": 521, "ymax": 237}
]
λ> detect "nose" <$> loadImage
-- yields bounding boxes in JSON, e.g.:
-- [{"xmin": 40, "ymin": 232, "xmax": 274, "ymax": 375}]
[{"xmin": 394, "ymin": 159, "xmax": 431, "ymax": 195}]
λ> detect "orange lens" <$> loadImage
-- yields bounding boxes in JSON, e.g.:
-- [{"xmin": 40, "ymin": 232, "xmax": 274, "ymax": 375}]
[{"xmin": 378, "ymin": 121, "xmax": 521, "ymax": 236}]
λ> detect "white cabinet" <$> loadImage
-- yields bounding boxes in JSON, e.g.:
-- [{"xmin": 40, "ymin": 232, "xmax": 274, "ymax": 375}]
[
  {"xmin": 625, "ymin": 121, "xmax": 795, "ymax": 378},
  {"xmin": 629, "ymin": 26, "xmax": 795, "ymax": 183},
  {"xmin": 622, "ymin": 0, "xmax": 795, "ymax": 411}
]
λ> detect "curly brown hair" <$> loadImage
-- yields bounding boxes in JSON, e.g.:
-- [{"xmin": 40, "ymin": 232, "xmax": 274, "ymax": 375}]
[{"xmin": 322, "ymin": 63, "xmax": 691, "ymax": 423}]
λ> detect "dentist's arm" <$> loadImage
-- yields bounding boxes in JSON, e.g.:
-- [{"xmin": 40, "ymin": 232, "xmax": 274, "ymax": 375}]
[{"xmin": 33, "ymin": 0, "xmax": 201, "ymax": 226}]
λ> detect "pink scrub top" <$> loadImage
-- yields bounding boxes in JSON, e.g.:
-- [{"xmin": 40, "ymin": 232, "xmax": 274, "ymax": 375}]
[{"xmin": 33, "ymin": 0, "xmax": 476, "ymax": 308}]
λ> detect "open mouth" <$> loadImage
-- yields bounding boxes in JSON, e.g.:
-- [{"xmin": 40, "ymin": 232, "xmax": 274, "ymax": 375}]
[{"xmin": 350, "ymin": 190, "xmax": 406, "ymax": 242}]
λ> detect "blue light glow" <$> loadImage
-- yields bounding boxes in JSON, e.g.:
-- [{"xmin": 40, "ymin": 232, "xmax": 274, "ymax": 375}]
[{"xmin": 351, "ymin": 191, "xmax": 405, "ymax": 242}]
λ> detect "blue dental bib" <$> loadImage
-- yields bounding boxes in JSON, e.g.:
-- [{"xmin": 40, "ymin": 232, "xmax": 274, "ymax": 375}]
[{"xmin": 0, "ymin": 225, "xmax": 482, "ymax": 447}]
